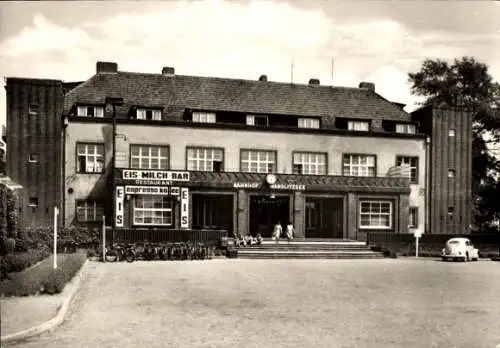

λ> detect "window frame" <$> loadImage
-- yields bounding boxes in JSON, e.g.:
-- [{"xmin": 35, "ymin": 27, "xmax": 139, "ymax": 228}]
[
  {"xmin": 133, "ymin": 195, "xmax": 173, "ymax": 226},
  {"xmin": 347, "ymin": 120, "xmax": 370, "ymax": 131},
  {"xmin": 28, "ymin": 197, "xmax": 39, "ymax": 207},
  {"xmin": 298, "ymin": 118, "xmax": 320, "ymax": 129},
  {"xmin": 359, "ymin": 200, "xmax": 393, "ymax": 230},
  {"xmin": 76, "ymin": 105, "xmax": 105, "ymax": 117},
  {"xmin": 395, "ymin": 155, "xmax": 419, "ymax": 184},
  {"xmin": 129, "ymin": 144, "xmax": 170, "ymax": 170},
  {"xmin": 75, "ymin": 142, "xmax": 105, "ymax": 174},
  {"xmin": 186, "ymin": 147, "xmax": 225, "ymax": 172},
  {"xmin": 409, "ymin": 206, "xmax": 418, "ymax": 228},
  {"xmin": 342, "ymin": 153, "xmax": 377, "ymax": 177},
  {"xmin": 292, "ymin": 151, "xmax": 327, "ymax": 175},
  {"xmin": 28, "ymin": 103, "xmax": 39, "ymax": 116},
  {"xmin": 28, "ymin": 153, "xmax": 39, "ymax": 163},
  {"xmin": 395, "ymin": 123, "xmax": 417, "ymax": 134},
  {"xmin": 448, "ymin": 129, "xmax": 456, "ymax": 137},
  {"xmin": 135, "ymin": 108, "xmax": 162, "ymax": 121},
  {"xmin": 76, "ymin": 199, "xmax": 105, "ymax": 223},
  {"xmin": 240, "ymin": 149, "xmax": 278, "ymax": 173},
  {"xmin": 192, "ymin": 111, "xmax": 216, "ymax": 123}
]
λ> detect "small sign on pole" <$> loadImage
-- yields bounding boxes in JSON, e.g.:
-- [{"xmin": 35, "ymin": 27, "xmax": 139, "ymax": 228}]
[
  {"xmin": 53, "ymin": 207, "xmax": 59, "ymax": 270},
  {"xmin": 413, "ymin": 230, "xmax": 422, "ymax": 258},
  {"xmin": 102, "ymin": 215, "xmax": 106, "ymax": 263}
]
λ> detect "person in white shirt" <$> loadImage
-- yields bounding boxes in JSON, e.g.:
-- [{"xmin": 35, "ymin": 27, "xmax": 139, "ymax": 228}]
[
  {"xmin": 286, "ymin": 222, "xmax": 295, "ymax": 242},
  {"xmin": 272, "ymin": 222, "xmax": 282, "ymax": 243}
]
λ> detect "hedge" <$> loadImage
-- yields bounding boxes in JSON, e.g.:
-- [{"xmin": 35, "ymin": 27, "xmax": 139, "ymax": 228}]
[
  {"xmin": 21, "ymin": 226, "xmax": 101, "ymax": 251},
  {"xmin": 0, "ymin": 248, "xmax": 51, "ymax": 280},
  {"xmin": 0, "ymin": 183, "xmax": 21, "ymax": 242},
  {"xmin": 0, "ymin": 252, "xmax": 87, "ymax": 297}
]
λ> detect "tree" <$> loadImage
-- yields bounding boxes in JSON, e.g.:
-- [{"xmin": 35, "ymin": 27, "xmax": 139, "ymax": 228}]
[{"xmin": 408, "ymin": 56, "xmax": 500, "ymax": 231}]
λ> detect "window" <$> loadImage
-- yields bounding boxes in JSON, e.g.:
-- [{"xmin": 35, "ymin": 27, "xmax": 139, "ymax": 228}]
[
  {"xmin": 76, "ymin": 106, "xmax": 104, "ymax": 117},
  {"xmin": 136, "ymin": 109, "xmax": 162, "ymax": 121},
  {"xmin": 298, "ymin": 118, "xmax": 320, "ymax": 129},
  {"xmin": 396, "ymin": 123, "xmax": 417, "ymax": 134},
  {"xmin": 192, "ymin": 111, "xmax": 216, "ymax": 123},
  {"xmin": 247, "ymin": 115, "xmax": 269, "ymax": 126},
  {"xmin": 343, "ymin": 154, "xmax": 376, "ymax": 177},
  {"xmin": 448, "ymin": 129, "xmax": 456, "ymax": 137},
  {"xmin": 293, "ymin": 152, "xmax": 326, "ymax": 175},
  {"xmin": 28, "ymin": 104, "xmax": 39, "ymax": 116},
  {"xmin": 240, "ymin": 150, "xmax": 276, "ymax": 173},
  {"xmin": 359, "ymin": 201, "xmax": 392, "ymax": 229},
  {"xmin": 133, "ymin": 196, "xmax": 173, "ymax": 226},
  {"xmin": 186, "ymin": 147, "xmax": 224, "ymax": 172},
  {"xmin": 28, "ymin": 153, "xmax": 39, "ymax": 163},
  {"xmin": 28, "ymin": 197, "xmax": 38, "ymax": 207},
  {"xmin": 76, "ymin": 200, "xmax": 104, "ymax": 222},
  {"xmin": 409, "ymin": 207, "xmax": 418, "ymax": 228},
  {"xmin": 348, "ymin": 121, "xmax": 369, "ymax": 131},
  {"xmin": 396, "ymin": 156, "xmax": 418, "ymax": 184},
  {"xmin": 448, "ymin": 169, "xmax": 455, "ymax": 178},
  {"xmin": 130, "ymin": 145, "xmax": 169, "ymax": 169},
  {"xmin": 447, "ymin": 206, "xmax": 454, "ymax": 220},
  {"xmin": 76, "ymin": 143, "xmax": 104, "ymax": 173}
]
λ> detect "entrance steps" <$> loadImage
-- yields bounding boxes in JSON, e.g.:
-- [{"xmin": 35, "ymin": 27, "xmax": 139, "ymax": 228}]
[{"xmin": 235, "ymin": 239, "xmax": 384, "ymax": 259}]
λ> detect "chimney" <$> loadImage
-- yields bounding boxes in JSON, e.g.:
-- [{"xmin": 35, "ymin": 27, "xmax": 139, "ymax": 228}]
[
  {"xmin": 359, "ymin": 82, "xmax": 375, "ymax": 92},
  {"xmin": 96, "ymin": 61, "xmax": 118, "ymax": 74},
  {"xmin": 308, "ymin": 78, "xmax": 320, "ymax": 86},
  {"xmin": 259, "ymin": 75, "xmax": 268, "ymax": 82},
  {"xmin": 162, "ymin": 67, "xmax": 175, "ymax": 75}
]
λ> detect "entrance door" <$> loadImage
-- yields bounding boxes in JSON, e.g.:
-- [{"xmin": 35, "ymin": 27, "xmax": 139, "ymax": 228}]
[
  {"xmin": 249, "ymin": 195, "xmax": 290, "ymax": 238},
  {"xmin": 305, "ymin": 197, "xmax": 344, "ymax": 239}
]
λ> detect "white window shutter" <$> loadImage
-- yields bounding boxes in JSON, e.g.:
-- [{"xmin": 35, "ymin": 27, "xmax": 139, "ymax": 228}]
[
  {"xmin": 77, "ymin": 106, "xmax": 87, "ymax": 116},
  {"xmin": 95, "ymin": 107, "xmax": 104, "ymax": 117}
]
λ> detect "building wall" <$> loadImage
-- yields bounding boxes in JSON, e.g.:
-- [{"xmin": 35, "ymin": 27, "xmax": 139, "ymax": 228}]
[
  {"xmin": 64, "ymin": 122, "xmax": 426, "ymax": 234},
  {"xmin": 6, "ymin": 78, "xmax": 64, "ymax": 227},
  {"xmin": 429, "ymin": 107, "xmax": 472, "ymax": 234}
]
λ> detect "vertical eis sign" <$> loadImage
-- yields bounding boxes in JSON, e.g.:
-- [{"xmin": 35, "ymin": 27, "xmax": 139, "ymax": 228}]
[
  {"xmin": 181, "ymin": 188, "xmax": 189, "ymax": 229},
  {"xmin": 115, "ymin": 186, "xmax": 124, "ymax": 227}
]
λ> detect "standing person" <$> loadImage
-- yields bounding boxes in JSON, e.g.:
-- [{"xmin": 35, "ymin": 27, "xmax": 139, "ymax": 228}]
[
  {"xmin": 286, "ymin": 222, "xmax": 295, "ymax": 242},
  {"xmin": 272, "ymin": 221, "xmax": 282, "ymax": 244}
]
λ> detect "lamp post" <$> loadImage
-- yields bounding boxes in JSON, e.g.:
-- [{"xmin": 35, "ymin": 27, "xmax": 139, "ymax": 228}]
[{"xmin": 105, "ymin": 97, "xmax": 123, "ymax": 244}]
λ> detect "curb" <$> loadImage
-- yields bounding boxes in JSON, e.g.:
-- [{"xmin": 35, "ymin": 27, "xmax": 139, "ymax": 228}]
[{"xmin": 0, "ymin": 259, "xmax": 90, "ymax": 345}]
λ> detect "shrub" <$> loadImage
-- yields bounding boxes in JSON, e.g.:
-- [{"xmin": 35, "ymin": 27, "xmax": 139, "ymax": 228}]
[
  {"xmin": 383, "ymin": 249, "xmax": 398, "ymax": 258},
  {"xmin": 4, "ymin": 238, "xmax": 16, "ymax": 253},
  {"xmin": 0, "ymin": 248, "xmax": 51, "ymax": 280},
  {"xmin": 0, "ymin": 252, "xmax": 87, "ymax": 297}
]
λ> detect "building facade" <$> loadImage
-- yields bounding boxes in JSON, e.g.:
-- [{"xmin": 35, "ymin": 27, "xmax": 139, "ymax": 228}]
[
  {"xmin": 4, "ymin": 78, "xmax": 82, "ymax": 227},
  {"xmin": 58, "ymin": 61, "xmax": 436, "ymax": 241}
]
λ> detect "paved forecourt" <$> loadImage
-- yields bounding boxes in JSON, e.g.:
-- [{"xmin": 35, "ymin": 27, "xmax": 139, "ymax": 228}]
[{"xmin": 10, "ymin": 258, "xmax": 500, "ymax": 348}]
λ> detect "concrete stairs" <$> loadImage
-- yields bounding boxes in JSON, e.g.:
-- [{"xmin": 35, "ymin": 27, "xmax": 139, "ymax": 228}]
[{"xmin": 235, "ymin": 239, "xmax": 384, "ymax": 259}]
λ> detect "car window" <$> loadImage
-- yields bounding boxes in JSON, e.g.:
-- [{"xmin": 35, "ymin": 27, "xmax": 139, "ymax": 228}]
[{"xmin": 448, "ymin": 241, "xmax": 460, "ymax": 244}]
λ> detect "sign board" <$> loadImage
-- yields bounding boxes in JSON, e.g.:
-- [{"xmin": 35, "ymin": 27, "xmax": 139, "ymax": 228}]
[
  {"xmin": 180, "ymin": 188, "xmax": 189, "ymax": 229},
  {"xmin": 233, "ymin": 182, "xmax": 260, "ymax": 189},
  {"xmin": 115, "ymin": 186, "xmax": 124, "ymax": 227},
  {"xmin": 232, "ymin": 182, "xmax": 306, "ymax": 191},
  {"xmin": 413, "ymin": 230, "xmax": 422, "ymax": 238},
  {"xmin": 122, "ymin": 170, "xmax": 190, "ymax": 185},
  {"xmin": 125, "ymin": 186, "xmax": 180, "ymax": 196},
  {"xmin": 270, "ymin": 184, "xmax": 306, "ymax": 191}
]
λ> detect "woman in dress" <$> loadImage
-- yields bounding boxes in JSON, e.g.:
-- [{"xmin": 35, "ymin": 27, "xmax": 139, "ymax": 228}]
[
  {"xmin": 286, "ymin": 222, "xmax": 295, "ymax": 242},
  {"xmin": 272, "ymin": 221, "xmax": 282, "ymax": 243}
]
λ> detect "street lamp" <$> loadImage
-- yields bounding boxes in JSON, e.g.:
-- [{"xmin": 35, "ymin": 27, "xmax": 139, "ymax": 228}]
[{"xmin": 105, "ymin": 97, "xmax": 123, "ymax": 244}]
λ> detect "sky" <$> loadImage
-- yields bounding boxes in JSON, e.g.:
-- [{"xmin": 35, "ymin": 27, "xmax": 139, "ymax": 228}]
[{"xmin": 0, "ymin": 0, "xmax": 499, "ymax": 129}]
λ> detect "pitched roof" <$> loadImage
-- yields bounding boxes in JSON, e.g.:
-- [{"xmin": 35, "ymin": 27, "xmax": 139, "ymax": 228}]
[{"xmin": 64, "ymin": 70, "xmax": 411, "ymax": 123}]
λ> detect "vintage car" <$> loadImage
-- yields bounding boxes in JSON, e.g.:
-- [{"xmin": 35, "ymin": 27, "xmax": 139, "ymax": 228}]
[{"xmin": 441, "ymin": 237, "xmax": 479, "ymax": 262}]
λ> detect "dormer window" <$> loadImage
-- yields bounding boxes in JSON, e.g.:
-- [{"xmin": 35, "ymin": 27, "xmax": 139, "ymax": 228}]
[
  {"xmin": 77, "ymin": 105, "xmax": 104, "ymax": 117},
  {"xmin": 348, "ymin": 121, "xmax": 369, "ymax": 131},
  {"xmin": 396, "ymin": 123, "xmax": 417, "ymax": 134},
  {"xmin": 193, "ymin": 111, "xmax": 216, "ymax": 123},
  {"xmin": 298, "ymin": 118, "xmax": 320, "ymax": 129},
  {"xmin": 136, "ymin": 108, "xmax": 162, "ymax": 121},
  {"xmin": 247, "ymin": 114, "xmax": 268, "ymax": 126}
]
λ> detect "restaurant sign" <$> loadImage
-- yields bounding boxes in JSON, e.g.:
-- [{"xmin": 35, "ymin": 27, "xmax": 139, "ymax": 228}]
[
  {"xmin": 125, "ymin": 186, "xmax": 180, "ymax": 196},
  {"xmin": 122, "ymin": 170, "xmax": 190, "ymax": 185},
  {"xmin": 233, "ymin": 182, "xmax": 306, "ymax": 191}
]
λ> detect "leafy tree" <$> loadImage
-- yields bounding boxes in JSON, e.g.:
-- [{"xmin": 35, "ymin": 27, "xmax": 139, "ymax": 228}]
[{"xmin": 408, "ymin": 56, "xmax": 500, "ymax": 231}]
